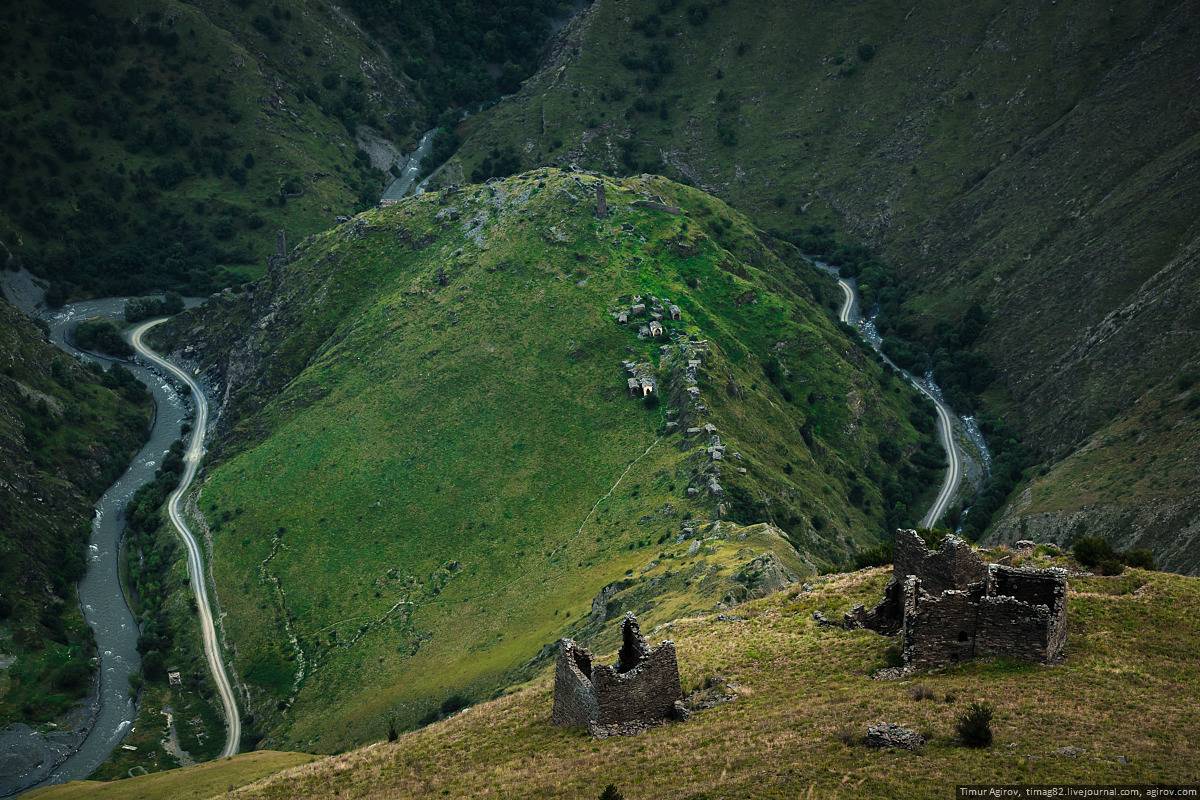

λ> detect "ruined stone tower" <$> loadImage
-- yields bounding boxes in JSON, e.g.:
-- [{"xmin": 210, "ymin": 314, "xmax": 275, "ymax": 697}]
[
  {"xmin": 552, "ymin": 613, "xmax": 684, "ymax": 737},
  {"xmin": 842, "ymin": 530, "xmax": 1068, "ymax": 669}
]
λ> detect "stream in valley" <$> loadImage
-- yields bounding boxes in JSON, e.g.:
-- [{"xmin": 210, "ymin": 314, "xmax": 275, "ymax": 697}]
[
  {"xmin": 1, "ymin": 273, "xmax": 198, "ymax": 795},
  {"xmin": 381, "ymin": 127, "xmax": 438, "ymax": 202}
]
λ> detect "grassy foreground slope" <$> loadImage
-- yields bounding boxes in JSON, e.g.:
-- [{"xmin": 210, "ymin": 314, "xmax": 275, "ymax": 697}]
[
  {"xmin": 25, "ymin": 751, "xmax": 316, "ymax": 800},
  {"xmin": 0, "ymin": 300, "xmax": 150, "ymax": 724},
  {"xmin": 158, "ymin": 168, "xmax": 939, "ymax": 751},
  {"xmin": 37, "ymin": 560, "xmax": 1200, "ymax": 799},
  {"xmin": 440, "ymin": 0, "xmax": 1200, "ymax": 563}
]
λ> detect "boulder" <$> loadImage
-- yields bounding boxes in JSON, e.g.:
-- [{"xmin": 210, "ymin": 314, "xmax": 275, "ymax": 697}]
[{"xmin": 864, "ymin": 723, "xmax": 926, "ymax": 750}]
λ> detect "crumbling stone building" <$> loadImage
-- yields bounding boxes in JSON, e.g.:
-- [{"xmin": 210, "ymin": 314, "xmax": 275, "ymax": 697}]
[
  {"xmin": 552, "ymin": 613, "xmax": 685, "ymax": 737},
  {"xmin": 843, "ymin": 530, "xmax": 1067, "ymax": 669}
]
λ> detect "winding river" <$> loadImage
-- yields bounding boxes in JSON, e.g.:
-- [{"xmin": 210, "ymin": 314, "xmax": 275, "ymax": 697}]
[{"xmin": 0, "ymin": 277, "xmax": 200, "ymax": 796}]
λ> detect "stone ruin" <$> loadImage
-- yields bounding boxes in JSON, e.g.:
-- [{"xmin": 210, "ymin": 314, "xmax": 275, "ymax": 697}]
[
  {"xmin": 622, "ymin": 360, "xmax": 656, "ymax": 398},
  {"xmin": 552, "ymin": 613, "xmax": 685, "ymax": 737},
  {"xmin": 841, "ymin": 529, "xmax": 1067, "ymax": 670}
]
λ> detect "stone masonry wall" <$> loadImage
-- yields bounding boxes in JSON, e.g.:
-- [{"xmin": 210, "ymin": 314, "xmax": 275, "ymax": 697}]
[
  {"xmin": 592, "ymin": 642, "xmax": 683, "ymax": 728},
  {"xmin": 893, "ymin": 529, "xmax": 987, "ymax": 596},
  {"xmin": 551, "ymin": 640, "xmax": 600, "ymax": 727},
  {"xmin": 975, "ymin": 596, "xmax": 1058, "ymax": 663},
  {"xmin": 550, "ymin": 613, "xmax": 683, "ymax": 736},
  {"xmin": 901, "ymin": 581, "xmax": 982, "ymax": 669},
  {"xmin": 977, "ymin": 565, "xmax": 1068, "ymax": 663}
]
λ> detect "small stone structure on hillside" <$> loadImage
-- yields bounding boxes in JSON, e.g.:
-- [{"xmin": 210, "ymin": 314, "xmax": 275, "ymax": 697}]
[
  {"xmin": 552, "ymin": 613, "xmax": 685, "ymax": 737},
  {"xmin": 841, "ymin": 529, "xmax": 1067, "ymax": 670}
]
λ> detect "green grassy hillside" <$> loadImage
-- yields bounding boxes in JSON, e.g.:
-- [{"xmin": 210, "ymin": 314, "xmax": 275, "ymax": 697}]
[
  {"xmin": 438, "ymin": 0, "xmax": 1200, "ymax": 565},
  {"xmin": 25, "ymin": 750, "xmax": 316, "ymax": 800},
  {"xmin": 36, "ymin": 557, "xmax": 1200, "ymax": 799},
  {"xmin": 155, "ymin": 168, "xmax": 940, "ymax": 751},
  {"xmin": 0, "ymin": 299, "xmax": 150, "ymax": 725}
]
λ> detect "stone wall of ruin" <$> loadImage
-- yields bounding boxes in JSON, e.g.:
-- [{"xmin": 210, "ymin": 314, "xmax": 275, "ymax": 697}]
[
  {"xmin": 551, "ymin": 640, "xmax": 600, "ymax": 727},
  {"xmin": 592, "ymin": 642, "xmax": 683, "ymax": 728},
  {"xmin": 893, "ymin": 529, "xmax": 987, "ymax": 596},
  {"xmin": 901, "ymin": 582, "xmax": 981, "ymax": 669},
  {"xmin": 550, "ymin": 614, "xmax": 684, "ymax": 736}
]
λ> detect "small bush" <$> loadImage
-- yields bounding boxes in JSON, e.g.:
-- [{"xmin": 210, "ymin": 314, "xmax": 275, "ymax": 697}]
[
  {"xmin": 1122, "ymin": 548, "xmax": 1156, "ymax": 570},
  {"xmin": 1098, "ymin": 558, "xmax": 1125, "ymax": 576},
  {"xmin": 599, "ymin": 785, "xmax": 625, "ymax": 800},
  {"xmin": 440, "ymin": 693, "xmax": 470, "ymax": 716},
  {"xmin": 956, "ymin": 701, "xmax": 994, "ymax": 748},
  {"xmin": 853, "ymin": 541, "xmax": 893, "ymax": 569},
  {"xmin": 908, "ymin": 684, "xmax": 936, "ymax": 701},
  {"xmin": 387, "ymin": 717, "xmax": 398, "ymax": 742},
  {"xmin": 835, "ymin": 725, "xmax": 858, "ymax": 747},
  {"xmin": 1072, "ymin": 535, "xmax": 1116, "ymax": 568}
]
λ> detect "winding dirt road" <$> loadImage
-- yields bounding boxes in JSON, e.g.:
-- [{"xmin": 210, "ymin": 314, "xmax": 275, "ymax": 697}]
[
  {"xmin": 835, "ymin": 280, "xmax": 962, "ymax": 528},
  {"xmin": 130, "ymin": 320, "xmax": 240, "ymax": 759}
]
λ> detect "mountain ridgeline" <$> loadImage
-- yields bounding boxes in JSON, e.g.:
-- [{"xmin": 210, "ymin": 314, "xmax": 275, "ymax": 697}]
[
  {"xmin": 437, "ymin": 0, "xmax": 1200, "ymax": 571},
  {"xmin": 155, "ymin": 169, "xmax": 942, "ymax": 750}
]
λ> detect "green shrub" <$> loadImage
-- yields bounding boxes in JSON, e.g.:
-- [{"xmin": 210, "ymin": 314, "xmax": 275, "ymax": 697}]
[
  {"xmin": 1075, "ymin": 536, "xmax": 1155, "ymax": 572},
  {"xmin": 599, "ymin": 785, "xmax": 624, "ymax": 800},
  {"xmin": 53, "ymin": 660, "xmax": 92, "ymax": 691},
  {"xmin": 1072, "ymin": 535, "xmax": 1116, "ymax": 568},
  {"xmin": 853, "ymin": 542, "xmax": 893, "ymax": 569},
  {"xmin": 1122, "ymin": 548, "xmax": 1156, "ymax": 570},
  {"xmin": 956, "ymin": 701, "xmax": 994, "ymax": 748},
  {"xmin": 73, "ymin": 319, "xmax": 132, "ymax": 358}
]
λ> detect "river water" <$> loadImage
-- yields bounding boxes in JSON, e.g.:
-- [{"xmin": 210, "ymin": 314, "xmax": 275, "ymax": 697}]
[
  {"xmin": 0, "ymin": 276, "xmax": 197, "ymax": 796},
  {"xmin": 381, "ymin": 128, "xmax": 437, "ymax": 202}
]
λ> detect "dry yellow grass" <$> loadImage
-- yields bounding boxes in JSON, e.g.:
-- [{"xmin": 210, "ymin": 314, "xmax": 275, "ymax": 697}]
[
  {"xmin": 37, "ymin": 565, "xmax": 1199, "ymax": 799},
  {"xmin": 26, "ymin": 751, "xmax": 315, "ymax": 800}
]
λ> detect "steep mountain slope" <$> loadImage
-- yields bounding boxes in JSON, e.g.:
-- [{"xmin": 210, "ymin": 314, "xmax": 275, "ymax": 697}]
[
  {"xmin": 154, "ymin": 168, "xmax": 941, "ymax": 751},
  {"xmin": 987, "ymin": 371, "xmax": 1200, "ymax": 573},
  {"xmin": 33, "ymin": 559, "xmax": 1200, "ymax": 799},
  {"xmin": 0, "ymin": 299, "xmax": 150, "ymax": 725},
  {"xmin": 0, "ymin": 0, "xmax": 410, "ymax": 298},
  {"xmin": 0, "ymin": 0, "xmax": 569, "ymax": 301},
  {"xmin": 437, "ymin": 0, "xmax": 1200, "ymax": 565}
]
